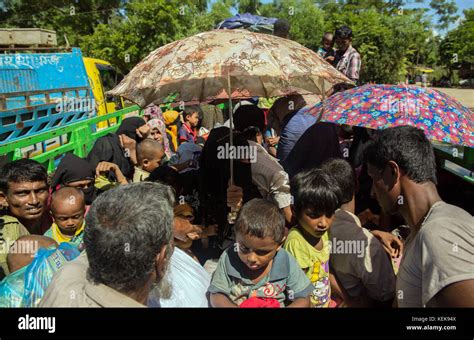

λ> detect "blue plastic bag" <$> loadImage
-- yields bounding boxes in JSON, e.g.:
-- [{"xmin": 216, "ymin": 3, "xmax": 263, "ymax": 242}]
[
  {"xmin": 23, "ymin": 243, "xmax": 80, "ymax": 307},
  {"xmin": 0, "ymin": 243, "xmax": 80, "ymax": 307}
]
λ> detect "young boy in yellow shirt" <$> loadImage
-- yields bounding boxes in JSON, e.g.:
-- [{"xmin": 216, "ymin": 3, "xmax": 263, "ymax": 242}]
[{"xmin": 284, "ymin": 168, "xmax": 342, "ymax": 307}]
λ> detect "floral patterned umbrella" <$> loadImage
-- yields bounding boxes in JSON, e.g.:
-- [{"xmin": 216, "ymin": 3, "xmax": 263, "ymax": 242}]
[
  {"xmin": 109, "ymin": 29, "xmax": 352, "ymax": 223},
  {"xmin": 307, "ymin": 84, "xmax": 474, "ymax": 147},
  {"xmin": 108, "ymin": 29, "xmax": 352, "ymax": 106}
]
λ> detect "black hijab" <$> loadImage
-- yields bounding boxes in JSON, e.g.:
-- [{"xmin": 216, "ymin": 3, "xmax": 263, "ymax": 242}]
[
  {"xmin": 51, "ymin": 153, "xmax": 96, "ymax": 204},
  {"xmin": 86, "ymin": 117, "xmax": 147, "ymax": 180},
  {"xmin": 116, "ymin": 116, "xmax": 147, "ymax": 142}
]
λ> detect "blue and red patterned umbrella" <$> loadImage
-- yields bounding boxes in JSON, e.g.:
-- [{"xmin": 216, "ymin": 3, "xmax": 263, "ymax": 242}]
[{"xmin": 307, "ymin": 84, "xmax": 474, "ymax": 147}]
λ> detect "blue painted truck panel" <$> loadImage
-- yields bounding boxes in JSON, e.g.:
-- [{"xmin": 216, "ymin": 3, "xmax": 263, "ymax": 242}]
[{"xmin": 0, "ymin": 48, "xmax": 96, "ymax": 145}]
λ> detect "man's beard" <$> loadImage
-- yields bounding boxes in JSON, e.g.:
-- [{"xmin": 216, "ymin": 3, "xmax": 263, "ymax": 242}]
[{"xmin": 149, "ymin": 261, "xmax": 173, "ymax": 301}]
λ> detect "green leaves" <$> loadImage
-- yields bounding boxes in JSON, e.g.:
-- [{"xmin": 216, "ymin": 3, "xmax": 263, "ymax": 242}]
[
  {"xmin": 1, "ymin": 0, "xmax": 465, "ymax": 84},
  {"xmin": 440, "ymin": 9, "xmax": 474, "ymax": 68}
]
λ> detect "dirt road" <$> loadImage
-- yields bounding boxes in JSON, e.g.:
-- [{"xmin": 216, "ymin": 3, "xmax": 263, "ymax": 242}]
[{"xmin": 431, "ymin": 87, "xmax": 474, "ymax": 109}]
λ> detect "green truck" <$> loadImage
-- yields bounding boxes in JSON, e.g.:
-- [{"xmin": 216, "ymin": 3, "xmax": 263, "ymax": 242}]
[{"xmin": 0, "ymin": 105, "xmax": 472, "ymax": 185}]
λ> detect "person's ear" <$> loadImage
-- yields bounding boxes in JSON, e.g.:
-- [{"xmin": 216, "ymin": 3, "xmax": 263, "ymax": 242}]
[
  {"xmin": 136, "ymin": 128, "xmax": 143, "ymax": 138},
  {"xmin": 155, "ymin": 244, "xmax": 171, "ymax": 279},
  {"xmin": 386, "ymin": 161, "xmax": 401, "ymax": 189},
  {"xmin": 143, "ymin": 158, "xmax": 149, "ymax": 166},
  {"xmin": 0, "ymin": 190, "xmax": 8, "ymax": 209}
]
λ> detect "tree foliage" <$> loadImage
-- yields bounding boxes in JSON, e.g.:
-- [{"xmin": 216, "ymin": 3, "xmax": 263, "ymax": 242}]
[
  {"xmin": 439, "ymin": 9, "xmax": 474, "ymax": 68},
  {"xmin": 0, "ymin": 0, "xmax": 465, "ymax": 83},
  {"xmin": 0, "ymin": 0, "xmax": 122, "ymax": 46}
]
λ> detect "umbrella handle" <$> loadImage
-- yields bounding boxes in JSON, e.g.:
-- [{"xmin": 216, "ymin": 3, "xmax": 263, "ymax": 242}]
[
  {"xmin": 227, "ymin": 70, "xmax": 239, "ymax": 225},
  {"xmin": 228, "ymin": 71, "xmax": 234, "ymax": 186}
]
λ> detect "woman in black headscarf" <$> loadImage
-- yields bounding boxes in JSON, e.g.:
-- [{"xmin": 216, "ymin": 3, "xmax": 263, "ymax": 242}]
[
  {"xmin": 86, "ymin": 116, "xmax": 150, "ymax": 180},
  {"xmin": 199, "ymin": 126, "xmax": 261, "ymax": 250},
  {"xmin": 51, "ymin": 153, "xmax": 97, "ymax": 205}
]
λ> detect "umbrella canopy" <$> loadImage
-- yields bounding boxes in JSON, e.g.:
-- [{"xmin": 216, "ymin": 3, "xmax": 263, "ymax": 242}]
[
  {"xmin": 108, "ymin": 29, "xmax": 352, "ymax": 107},
  {"xmin": 307, "ymin": 84, "xmax": 474, "ymax": 147}
]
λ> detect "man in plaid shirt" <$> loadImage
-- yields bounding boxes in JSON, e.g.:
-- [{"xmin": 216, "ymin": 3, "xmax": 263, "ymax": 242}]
[{"xmin": 333, "ymin": 26, "xmax": 361, "ymax": 84}]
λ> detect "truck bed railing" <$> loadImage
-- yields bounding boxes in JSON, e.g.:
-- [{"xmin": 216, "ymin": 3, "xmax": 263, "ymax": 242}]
[
  {"xmin": 0, "ymin": 86, "xmax": 94, "ymax": 143},
  {"xmin": 0, "ymin": 105, "xmax": 141, "ymax": 173}
]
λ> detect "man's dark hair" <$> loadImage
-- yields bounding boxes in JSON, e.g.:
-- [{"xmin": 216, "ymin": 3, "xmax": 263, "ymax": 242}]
[
  {"xmin": 85, "ymin": 182, "xmax": 174, "ymax": 293},
  {"xmin": 363, "ymin": 126, "xmax": 437, "ymax": 184},
  {"xmin": 274, "ymin": 18, "xmax": 290, "ymax": 38},
  {"xmin": 0, "ymin": 159, "xmax": 48, "ymax": 193},
  {"xmin": 291, "ymin": 168, "xmax": 342, "ymax": 218},
  {"xmin": 234, "ymin": 198, "xmax": 285, "ymax": 243},
  {"xmin": 147, "ymin": 165, "xmax": 182, "ymax": 198},
  {"xmin": 233, "ymin": 105, "xmax": 266, "ymax": 137},
  {"xmin": 335, "ymin": 25, "xmax": 353, "ymax": 39},
  {"xmin": 320, "ymin": 158, "xmax": 355, "ymax": 205}
]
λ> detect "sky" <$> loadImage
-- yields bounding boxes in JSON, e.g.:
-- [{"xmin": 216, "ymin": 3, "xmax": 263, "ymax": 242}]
[
  {"xmin": 211, "ymin": 0, "xmax": 473, "ymax": 35},
  {"xmin": 403, "ymin": 0, "xmax": 473, "ymax": 35}
]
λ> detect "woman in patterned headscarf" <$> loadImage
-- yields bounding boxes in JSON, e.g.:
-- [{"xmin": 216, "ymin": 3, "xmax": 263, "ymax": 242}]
[
  {"xmin": 143, "ymin": 104, "xmax": 163, "ymax": 122},
  {"xmin": 147, "ymin": 118, "xmax": 172, "ymax": 159}
]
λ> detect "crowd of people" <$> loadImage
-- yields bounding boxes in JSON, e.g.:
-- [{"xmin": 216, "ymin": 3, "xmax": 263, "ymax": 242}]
[{"xmin": 0, "ymin": 24, "xmax": 472, "ymax": 309}]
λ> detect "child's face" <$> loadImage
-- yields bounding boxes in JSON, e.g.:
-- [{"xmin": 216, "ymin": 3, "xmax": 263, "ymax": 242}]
[
  {"xmin": 52, "ymin": 199, "xmax": 85, "ymax": 236},
  {"xmin": 142, "ymin": 149, "xmax": 165, "ymax": 173},
  {"xmin": 322, "ymin": 35, "xmax": 333, "ymax": 50},
  {"xmin": 235, "ymin": 232, "xmax": 280, "ymax": 272},
  {"xmin": 298, "ymin": 209, "xmax": 335, "ymax": 238},
  {"xmin": 187, "ymin": 112, "xmax": 199, "ymax": 127}
]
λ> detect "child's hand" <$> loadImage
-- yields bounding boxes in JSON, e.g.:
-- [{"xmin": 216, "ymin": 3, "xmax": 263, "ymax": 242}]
[
  {"xmin": 325, "ymin": 56, "xmax": 335, "ymax": 63},
  {"xmin": 96, "ymin": 162, "xmax": 128, "ymax": 185},
  {"xmin": 265, "ymin": 136, "xmax": 280, "ymax": 147},
  {"xmin": 371, "ymin": 230, "xmax": 404, "ymax": 258}
]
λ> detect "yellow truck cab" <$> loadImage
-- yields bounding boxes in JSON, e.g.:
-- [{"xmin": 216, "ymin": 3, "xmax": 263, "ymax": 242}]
[
  {"xmin": 0, "ymin": 28, "xmax": 126, "ymax": 164},
  {"xmin": 83, "ymin": 57, "xmax": 123, "ymax": 129}
]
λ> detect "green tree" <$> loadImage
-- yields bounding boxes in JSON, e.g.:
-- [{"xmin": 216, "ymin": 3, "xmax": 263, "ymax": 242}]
[
  {"xmin": 0, "ymin": 0, "xmax": 122, "ymax": 46},
  {"xmin": 230, "ymin": 0, "xmax": 262, "ymax": 14},
  {"xmin": 259, "ymin": 0, "xmax": 325, "ymax": 51},
  {"xmin": 430, "ymin": 0, "xmax": 459, "ymax": 30},
  {"xmin": 79, "ymin": 0, "xmax": 226, "ymax": 74},
  {"xmin": 439, "ymin": 9, "xmax": 474, "ymax": 79}
]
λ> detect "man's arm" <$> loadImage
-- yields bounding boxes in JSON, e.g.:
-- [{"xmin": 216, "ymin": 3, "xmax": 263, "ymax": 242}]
[
  {"xmin": 282, "ymin": 206, "xmax": 294, "ymax": 226},
  {"xmin": 210, "ymin": 293, "xmax": 238, "ymax": 308},
  {"xmin": 430, "ymin": 280, "xmax": 474, "ymax": 307},
  {"xmin": 348, "ymin": 52, "xmax": 361, "ymax": 82}
]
